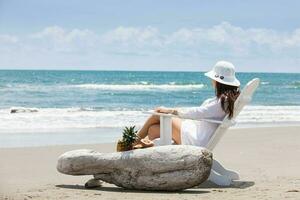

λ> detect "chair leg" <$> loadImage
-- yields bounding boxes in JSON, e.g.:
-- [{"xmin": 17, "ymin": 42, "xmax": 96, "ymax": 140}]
[
  {"xmin": 208, "ymin": 169, "xmax": 232, "ymax": 186},
  {"xmin": 212, "ymin": 159, "xmax": 240, "ymax": 180},
  {"xmin": 159, "ymin": 116, "xmax": 173, "ymax": 145}
]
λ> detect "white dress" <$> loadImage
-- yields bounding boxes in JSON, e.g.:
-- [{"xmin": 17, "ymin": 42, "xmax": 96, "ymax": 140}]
[{"xmin": 177, "ymin": 97, "xmax": 226, "ymax": 148}]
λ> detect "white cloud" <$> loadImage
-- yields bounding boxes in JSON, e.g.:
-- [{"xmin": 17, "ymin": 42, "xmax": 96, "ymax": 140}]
[
  {"xmin": 167, "ymin": 22, "xmax": 300, "ymax": 54},
  {"xmin": 0, "ymin": 22, "xmax": 300, "ymax": 72},
  {"xmin": 30, "ymin": 26, "xmax": 99, "ymax": 53},
  {"xmin": 0, "ymin": 34, "xmax": 19, "ymax": 43},
  {"xmin": 101, "ymin": 26, "xmax": 163, "ymax": 49},
  {"xmin": 8, "ymin": 23, "xmax": 300, "ymax": 55},
  {"xmin": 98, "ymin": 22, "xmax": 300, "ymax": 58},
  {"xmin": 31, "ymin": 26, "xmax": 97, "ymax": 43}
]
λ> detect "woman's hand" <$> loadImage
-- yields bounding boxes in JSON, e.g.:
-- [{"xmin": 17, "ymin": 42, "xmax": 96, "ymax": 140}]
[{"xmin": 155, "ymin": 107, "xmax": 177, "ymax": 115}]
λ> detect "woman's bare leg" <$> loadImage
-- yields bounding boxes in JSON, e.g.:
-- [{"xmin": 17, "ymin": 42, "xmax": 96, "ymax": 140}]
[
  {"xmin": 136, "ymin": 114, "xmax": 160, "ymax": 140},
  {"xmin": 172, "ymin": 118, "xmax": 182, "ymax": 144},
  {"xmin": 147, "ymin": 117, "xmax": 182, "ymax": 144},
  {"xmin": 147, "ymin": 124, "xmax": 160, "ymax": 140}
]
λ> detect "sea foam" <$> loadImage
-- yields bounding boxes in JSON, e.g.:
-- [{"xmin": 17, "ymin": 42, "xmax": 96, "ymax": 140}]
[
  {"xmin": 67, "ymin": 84, "xmax": 205, "ymax": 91},
  {"xmin": 0, "ymin": 105, "xmax": 299, "ymax": 132}
]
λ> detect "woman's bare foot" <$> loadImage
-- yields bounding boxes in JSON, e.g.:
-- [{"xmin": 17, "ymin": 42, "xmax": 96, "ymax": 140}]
[{"xmin": 133, "ymin": 138, "xmax": 154, "ymax": 149}]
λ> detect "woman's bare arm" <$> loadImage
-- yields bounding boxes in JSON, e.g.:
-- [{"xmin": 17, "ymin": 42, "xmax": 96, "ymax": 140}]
[{"xmin": 155, "ymin": 107, "xmax": 178, "ymax": 115}]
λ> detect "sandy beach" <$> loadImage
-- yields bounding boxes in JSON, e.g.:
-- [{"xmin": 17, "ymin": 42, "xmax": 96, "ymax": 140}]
[
  {"xmin": 1, "ymin": 0, "xmax": 300, "ymax": 199},
  {"xmin": 0, "ymin": 126, "xmax": 299, "ymax": 200}
]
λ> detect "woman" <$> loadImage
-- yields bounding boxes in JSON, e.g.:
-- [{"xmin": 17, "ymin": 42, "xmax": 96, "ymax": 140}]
[{"xmin": 133, "ymin": 61, "xmax": 241, "ymax": 148}]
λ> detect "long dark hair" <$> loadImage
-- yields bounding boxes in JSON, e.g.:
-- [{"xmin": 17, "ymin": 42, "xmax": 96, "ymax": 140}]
[{"xmin": 215, "ymin": 81, "xmax": 240, "ymax": 119}]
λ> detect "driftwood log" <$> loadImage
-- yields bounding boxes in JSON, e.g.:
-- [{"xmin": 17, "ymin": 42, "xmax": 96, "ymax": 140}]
[{"xmin": 57, "ymin": 145, "xmax": 213, "ymax": 191}]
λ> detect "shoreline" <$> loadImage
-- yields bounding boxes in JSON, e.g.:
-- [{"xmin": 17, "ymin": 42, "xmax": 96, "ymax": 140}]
[
  {"xmin": 0, "ymin": 123, "xmax": 299, "ymax": 148},
  {"xmin": 1, "ymin": 126, "xmax": 299, "ymax": 199}
]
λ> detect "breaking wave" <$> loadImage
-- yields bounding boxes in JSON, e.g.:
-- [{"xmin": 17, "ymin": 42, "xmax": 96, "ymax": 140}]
[
  {"xmin": 67, "ymin": 84, "xmax": 205, "ymax": 91},
  {"xmin": 0, "ymin": 105, "xmax": 299, "ymax": 132}
]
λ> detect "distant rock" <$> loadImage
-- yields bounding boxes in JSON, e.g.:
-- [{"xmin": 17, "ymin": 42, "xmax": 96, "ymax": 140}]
[
  {"xmin": 57, "ymin": 145, "xmax": 212, "ymax": 191},
  {"xmin": 10, "ymin": 107, "xmax": 38, "ymax": 114}
]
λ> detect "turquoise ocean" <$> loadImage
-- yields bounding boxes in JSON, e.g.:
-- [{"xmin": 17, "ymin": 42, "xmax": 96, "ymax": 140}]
[{"xmin": 0, "ymin": 70, "xmax": 299, "ymax": 147}]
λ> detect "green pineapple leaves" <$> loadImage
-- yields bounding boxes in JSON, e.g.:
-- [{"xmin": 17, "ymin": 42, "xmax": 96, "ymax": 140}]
[{"xmin": 122, "ymin": 126, "xmax": 138, "ymax": 147}]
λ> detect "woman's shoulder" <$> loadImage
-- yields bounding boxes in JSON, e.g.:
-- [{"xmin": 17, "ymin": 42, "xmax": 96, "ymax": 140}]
[{"xmin": 201, "ymin": 97, "xmax": 218, "ymax": 105}]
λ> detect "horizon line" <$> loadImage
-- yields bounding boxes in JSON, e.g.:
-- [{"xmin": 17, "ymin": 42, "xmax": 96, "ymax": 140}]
[{"xmin": 0, "ymin": 68, "xmax": 299, "ymax": 74}]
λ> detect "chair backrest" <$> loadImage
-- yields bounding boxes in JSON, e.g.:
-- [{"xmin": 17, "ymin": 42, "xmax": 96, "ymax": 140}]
[{"xmin": 206, "ymin": 78, "xmax": 260, "ymax": 151}]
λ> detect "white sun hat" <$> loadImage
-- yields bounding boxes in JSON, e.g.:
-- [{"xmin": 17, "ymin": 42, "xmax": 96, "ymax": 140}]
[{"xmin": 204, "ymin": 60, "xmax": 240, "ymax": 87}]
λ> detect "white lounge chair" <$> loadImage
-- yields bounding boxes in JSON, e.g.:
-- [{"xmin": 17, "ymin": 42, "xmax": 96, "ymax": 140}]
[{"xmin": 144, "ymin": 78, "xmax": 260, "ymax": 186}]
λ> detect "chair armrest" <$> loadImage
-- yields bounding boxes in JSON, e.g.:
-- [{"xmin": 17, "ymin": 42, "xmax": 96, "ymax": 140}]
[{"xmin": 143, "ymin": 110, "xmax": 223, "ymax": 124}]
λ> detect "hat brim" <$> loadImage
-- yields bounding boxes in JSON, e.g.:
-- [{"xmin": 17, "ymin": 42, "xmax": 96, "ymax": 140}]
[{"xmin": 204, "ymin": 71, "xmax": 240, "ymax": 87}]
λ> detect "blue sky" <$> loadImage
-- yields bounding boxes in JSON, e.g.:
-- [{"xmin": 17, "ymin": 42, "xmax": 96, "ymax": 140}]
[{"xmin": 0, "ymin": 0, "xmax": 299, "ymax": 72}]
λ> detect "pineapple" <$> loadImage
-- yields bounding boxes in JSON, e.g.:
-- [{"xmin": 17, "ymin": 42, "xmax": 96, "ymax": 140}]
[{"xmin": 116, "ymin": 126, "xmax": 138, "ymax": 152}]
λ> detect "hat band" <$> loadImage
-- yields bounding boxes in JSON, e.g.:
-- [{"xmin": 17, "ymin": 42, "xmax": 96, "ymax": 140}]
[
  {"xmin": 214, "ymin": 74, "xmax": 224, "ymax": 80},
  {"xmin": 209, "ymin": 71, "xmax": 238, "ymax": 85}
]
